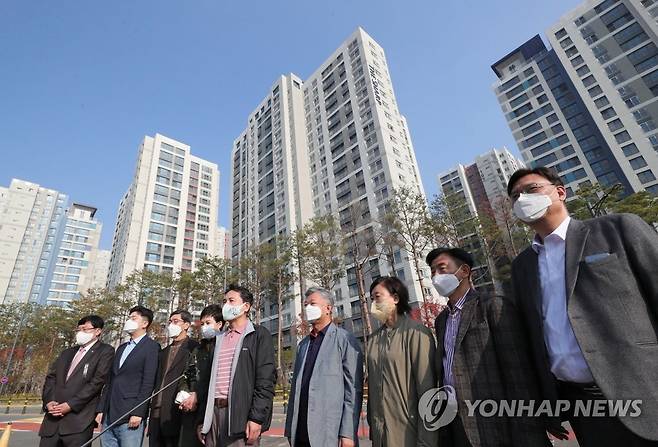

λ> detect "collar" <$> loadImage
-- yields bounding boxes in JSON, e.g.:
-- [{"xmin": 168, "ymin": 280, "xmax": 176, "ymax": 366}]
[
  {"xmin": 130, "ymin": 333, "xmax": 147, "ymax": 345},
  {"xmin": 310, "ymin": 322, "xmax": 331, "ymax": 339},
  {"xmin": 171, "ymin": 336, "xmax": 187, "ymax": 346},
  {"xmin": 447, "ymin": 289, "xmax": 470, "ymax": 315},
  {"xmin": 79, "ymin": 339, "xmax": 98, "ymax": 352},
  {"xmin": 532, "ymin": 216, "xmax": 571, "ymax": 253},
  {"xmin": 229, "ymin": 320, "xmax": 248, "ymax": 334}
]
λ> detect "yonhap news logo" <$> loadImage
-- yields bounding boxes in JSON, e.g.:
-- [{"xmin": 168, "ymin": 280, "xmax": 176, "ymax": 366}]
[
  {"xmin": 419, "ymin": 386, "xmax": 643, "ymax": 431},
  {"xmin": 418, "ymin": 385, "xmax": 459, "ymax": 431}
]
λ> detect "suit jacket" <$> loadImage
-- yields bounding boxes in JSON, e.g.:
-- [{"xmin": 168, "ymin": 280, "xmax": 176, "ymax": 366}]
[
  {"xmin": 284, "ymin": 323, "xmax": 364, "ymax": 446},
  {"xmin": 434, "ymin": 290, "xmax": 550, "ymax": 447},
  {"xmin": 39, "ymin": 341, "xmax": 114, "ymax": 437},
  {"xmin": 97, "ymin": 335, "xmax": 161, "ymax": 425},
  {"xmin": 149, "ymin": 337, "xmax": 199, "ymax": 437},
  {"xmin": 511, "ymin": 214, "xmax": 658, "ymax": 441}
]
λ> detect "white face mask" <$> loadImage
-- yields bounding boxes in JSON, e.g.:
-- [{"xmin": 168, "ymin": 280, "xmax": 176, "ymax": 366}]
[
  {"xmin": 123, "ymin": 319, "xmax": 139, "ymax": 334},
  {"xmin": 222, "ymin": 303, "xmax": 245, "ymax": 322},
  {"xmin": 75, "ymin": 330, "xmax": 95, "ymax": 346},
  {"xmin": 370, "ymin": 301, "xmax": 396, "ymax": 323},
  {"xmin": 513, "ymin": 192, "xmax": 553, "ymax": 223},
  {"xmin": 167, "ymin": 323, "xmax": 183, "ymax": 338},
  {"xmin": 201, "ymin": 324, "xmax": 217, "ymax": 339},
  {"xmin": 432, "ymin": 272, "xmax": 462, "ymax": 297},
  {"xmin": 305, "ymin": 305, "xmax": 323, "ymax": 323}
]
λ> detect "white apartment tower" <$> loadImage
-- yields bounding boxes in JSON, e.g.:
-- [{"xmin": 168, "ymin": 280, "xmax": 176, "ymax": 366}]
[
  {"xmin": 474, "ymin": 147, "xmax": 526, "ymax": 206},
  {"xmin": 0, "ymin": 179, "xmax": 68, "ymax": 304},
  {"xmin": 46, "ymin": 203, "xmax": 104, "ymax": 306},
  {"xmin": 230, "ymin": 28, "xmax": 429, "ymax": 342},
  {"xmin": 107, "ymin": 134, "xmax": 220, "ymax": 288}
]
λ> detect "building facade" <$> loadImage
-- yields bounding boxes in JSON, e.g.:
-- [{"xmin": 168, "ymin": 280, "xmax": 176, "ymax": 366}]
[
  {"xmin": 230, "ymin": 28, "xmax": 431, "ymax": 345},
  {"xmin": 107, "ymin": 134, "xmax": 221, "ymax": 290},
  {"xmin": 0, "ymin": 179, "xmax": 68, "ymax": 304},
  {"xmin": 493, "ymin": 0, "xmax": 658, "ymax": 196},
  {"xmin": 438, "ymin": 147, "xmax": 525, "ymax": 293},
  {"xmin": 46, "ymin": 203, "xmax": 104, "ymax": 307}
]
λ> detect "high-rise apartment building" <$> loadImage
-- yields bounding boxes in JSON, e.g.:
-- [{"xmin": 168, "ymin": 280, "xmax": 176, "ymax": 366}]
[
  {"xmin": 89, "ymin": 249, "xmax": 111, "ymax": 289},
  {"xmin": 46, "ymin": 203, "xmax": 104, "ymax": 306},
  {"xmin": 0, "ymin": 179, "xmax": 68, "ymax": 304},
  {"xmin": 107, "ymin": 134, "xmax": 221, "ymax": 289},
  {"xmin": 215, "ymin": 226, "xmax": 230, "ymax": 259},
  {"xmin": 230, "ymin": 28, "xmax": 430, "ymax": 344},
  {"xmin": 438, "ymin": 147, "xmax": 525, "ymax": 292},
  {"xmin": 493, "ymin": 0, "xmax": 658, "ymax": 196}
]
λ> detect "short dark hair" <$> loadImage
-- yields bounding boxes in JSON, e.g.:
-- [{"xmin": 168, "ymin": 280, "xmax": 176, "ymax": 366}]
[
  {"xmin": 78, "ymin": 315, "xmax": 104, "ymax": 329},
  {"xmin": 170, "ymin": 309, "xmax": 192, "ymax": 324},
  {"xmin": 426, "ymin": 247, "xmax": 474, "ymax": 270},
  {"xmin": 129, "ymin": 305, "xmax": 154, "ymax": 327},
  {"xmin": 369, "ymin": 276, "xmax": 412, "ymax": 314},
  {"xmin": 200, "ymin": 304, "xmax": 223, "ymax": 323},
  {"xmin": 507, "ymin": 167, "xmax": 564, "ymax": 196},
  {"xmin": 225, "ymin": 284, "xmax": 254, "ymax": 306}
]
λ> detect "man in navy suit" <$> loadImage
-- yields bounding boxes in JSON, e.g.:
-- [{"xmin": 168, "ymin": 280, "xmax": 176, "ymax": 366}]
[
  {"xmin": 39, "ymin": 315, "xmax": 114, "ymax": 447},
  {"xmin": 96, "ymin": 305, "xmax": 160, "ymax": 447}
]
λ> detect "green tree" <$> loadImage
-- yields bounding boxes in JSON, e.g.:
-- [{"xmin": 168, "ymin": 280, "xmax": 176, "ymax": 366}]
[
  {"xmin": 193, "ymin": 256, "xmax": 234, "ymax": 307},
  {"xmin": 611, "ymin": 191, "xmax": 658, "ymax": 224}
]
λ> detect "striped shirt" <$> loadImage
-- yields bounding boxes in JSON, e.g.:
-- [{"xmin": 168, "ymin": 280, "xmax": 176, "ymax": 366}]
[
  {"xmin": 214, "ymin": 321, "xmax": 247, "ymax": 399},
  {"xmin": 442, "ymin": 290, "xmax": 470, "ymax": 388}
]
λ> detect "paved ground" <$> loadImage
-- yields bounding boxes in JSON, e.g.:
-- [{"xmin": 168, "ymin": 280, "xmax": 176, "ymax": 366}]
[{"xmin": 0, "ymin": 402, "xmax": 578, "ymax": 447}]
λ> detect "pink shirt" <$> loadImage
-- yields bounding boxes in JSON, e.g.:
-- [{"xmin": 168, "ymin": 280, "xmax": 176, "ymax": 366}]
[{"xmin": 214, "ymin": 321, "xmax": 247, "ymax": 399}]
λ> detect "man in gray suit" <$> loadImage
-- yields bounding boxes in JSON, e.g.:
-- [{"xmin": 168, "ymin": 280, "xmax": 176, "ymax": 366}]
[
  {"xmin": 508, "ymin": 167, "xmax": 658, "ymax": 446},
  {"xmin": 285, "ymin": 287, "xmax": 364, "ymax": 447}
]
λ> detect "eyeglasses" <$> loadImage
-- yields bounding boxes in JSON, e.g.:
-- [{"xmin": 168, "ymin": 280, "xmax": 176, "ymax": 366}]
[
  {"xmin": 169, "ymin": 319, "xmax": 185, "ymax": 325},
  {"xmin": 510, "ymin": 183, "xmax": 554, "ymax": 201}
]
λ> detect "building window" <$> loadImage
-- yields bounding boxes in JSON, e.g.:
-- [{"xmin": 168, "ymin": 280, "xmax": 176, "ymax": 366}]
[
  {"xmin": 629, "ymin": 156, "xmax": 648, "ymax": 169},
  {"xmin": 637, "ymin": 169, "xmax": 656, "ymax": 183}
]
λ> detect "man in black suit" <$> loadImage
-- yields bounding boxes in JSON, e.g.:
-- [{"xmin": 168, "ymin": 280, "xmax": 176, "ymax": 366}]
[
  {"xmin": 39, "ymin": 315, "xmax": 114, "ymax": 447},
  {"xmin": 149, "ymin": 309, "xmax": 199, "ymax": 447},
  {"xmin": 97, "ymin": 305, "xmax": 160, "ymax": 447},
  {"xmin": 508, "ymin": 167, "xmax": 658, "ymax": 446}
]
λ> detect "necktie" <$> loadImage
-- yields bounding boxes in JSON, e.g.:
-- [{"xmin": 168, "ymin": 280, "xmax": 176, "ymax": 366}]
[{"xmin": 66, "ymin": 348, "xmax": 86, "ymax": 380}]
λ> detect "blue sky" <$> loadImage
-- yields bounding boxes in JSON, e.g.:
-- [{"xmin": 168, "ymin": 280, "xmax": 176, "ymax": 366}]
[{"xmin": 1, "ymin": 0, "xmax": 580, "ymax": 249}]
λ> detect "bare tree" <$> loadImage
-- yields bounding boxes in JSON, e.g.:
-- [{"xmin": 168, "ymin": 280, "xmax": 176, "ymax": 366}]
[
  {"xmin": 382, "ymin": 186, "xmax": 434, "ymax": 307},
  {"xmin": 341, "ymin": 200, "xmax": 383, "ymax": 344}
]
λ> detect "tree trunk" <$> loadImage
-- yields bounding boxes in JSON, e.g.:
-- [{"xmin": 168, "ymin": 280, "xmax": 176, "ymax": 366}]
[
  {"xmin": 276, "ymin": 278, "xmax": 285, "ymax": 392},
  {"xmin": 412, "ymin": 254, "xmax": 429, "ymax": 308},
  {"xmin": 355, "ymin": 264, "xmax": 372, "ymax": 338}
]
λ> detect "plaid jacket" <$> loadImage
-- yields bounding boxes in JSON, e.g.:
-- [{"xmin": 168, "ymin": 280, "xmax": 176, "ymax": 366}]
[{"xmin": 434, "ymin": 290, "xmax": 551, "ymax": 447}]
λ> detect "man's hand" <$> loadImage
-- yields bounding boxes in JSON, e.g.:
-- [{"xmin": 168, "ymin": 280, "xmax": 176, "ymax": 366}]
[
  {"xmin": 196, "ymin": 424, "xmax": 206, "ymax": 445},
  {"xmin": 51, "ymin": 402, "xmax": 72, "ymax": 417},
  {"xmin": 245, "ymin": 420, "xmax": 262, "ymax": 445},
  {"xmin": 46, "ymin": 401, "xmax": 59, "ymax": 415},
  {"xmin": 127, "ymin": 415, "xmax": 142, "ymax": 429},
  {"xmin": 95, "ymin": 413, "xmax": 103, "ymax": 427},
  {"xmin": 547, "ymin": 423, "xmax": 570, "ymax": 441},
  {"xmin": 179, "ymin": 392, "xmax": 197, "ymax": 412},
  {"xmin": 339, "ymin": 437, "xmax": 356, "ymax": 447}
]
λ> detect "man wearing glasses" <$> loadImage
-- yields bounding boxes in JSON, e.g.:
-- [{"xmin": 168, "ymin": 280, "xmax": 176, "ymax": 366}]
[
  {"xmin": 39, "ymin": 315, "xmax": 115, "ymax": 447},
  {"xmin": 507, "ymin": 167, "xmax": 658, "ymax": 446},
  {"xmin": 149, "ymin": 309, "xmax": 199, "ymax": 447}
]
